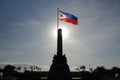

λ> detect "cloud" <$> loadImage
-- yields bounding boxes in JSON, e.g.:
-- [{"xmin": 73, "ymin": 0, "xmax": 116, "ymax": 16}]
[{"xmin": 10, "ymin": 20, "xmax": 41, "ymax": 27}]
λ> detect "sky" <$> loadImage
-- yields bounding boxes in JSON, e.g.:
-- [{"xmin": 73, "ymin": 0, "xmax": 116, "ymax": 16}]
[{"xmin": 0, "ymin": 0, "xmax": 120, "ymax": 70}]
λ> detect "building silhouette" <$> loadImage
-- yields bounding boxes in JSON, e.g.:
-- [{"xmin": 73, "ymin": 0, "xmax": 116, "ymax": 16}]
[{"xmin": 47, "ymin": 29, "xmax": 72, "ymax": 80}]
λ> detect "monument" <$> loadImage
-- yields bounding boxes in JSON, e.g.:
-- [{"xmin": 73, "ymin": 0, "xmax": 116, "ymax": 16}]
[{"xmin": 47, "ymin": 28, "xmax": 72, "ymax": 80}]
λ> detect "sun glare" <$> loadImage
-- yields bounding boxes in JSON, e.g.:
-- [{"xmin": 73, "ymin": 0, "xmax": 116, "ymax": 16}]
[{"xmin": 53, "ymin": 26, "xmax": 69, "ymax": 39}]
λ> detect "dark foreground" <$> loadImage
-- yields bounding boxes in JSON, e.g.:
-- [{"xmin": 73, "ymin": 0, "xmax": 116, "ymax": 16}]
[{"xmin": 0, "ymin": 65, "xmax": 120, "ymax": 80}]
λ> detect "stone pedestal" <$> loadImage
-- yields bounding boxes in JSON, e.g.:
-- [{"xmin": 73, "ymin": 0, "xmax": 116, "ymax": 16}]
[{"xmin": 47, "ymin": 54, "xmax": 71, "ymax": 80}]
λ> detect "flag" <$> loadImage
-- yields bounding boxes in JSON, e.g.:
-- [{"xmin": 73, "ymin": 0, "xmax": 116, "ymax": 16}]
[{"xmin": 59, "ymin": 10, "xmax": 78, "ymax": 25}]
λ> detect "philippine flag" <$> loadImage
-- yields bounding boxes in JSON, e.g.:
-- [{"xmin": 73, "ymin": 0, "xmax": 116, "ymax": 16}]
[{"xmin": 59, "ymin": 10, "xmax": 78, "ymax": 25}]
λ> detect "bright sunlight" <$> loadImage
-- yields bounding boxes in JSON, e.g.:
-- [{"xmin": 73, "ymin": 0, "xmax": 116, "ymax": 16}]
[{"xmin": 53, "ymin": 26, "xmax": 69, "ymax": 39}]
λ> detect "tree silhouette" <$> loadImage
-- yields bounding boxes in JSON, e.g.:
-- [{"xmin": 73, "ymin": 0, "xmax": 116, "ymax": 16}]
[
  {"xmin": 110, "ymin": 67, "xmax": 120, "ymax": 78},
  {"xmin": 92, "ymin": 66, "xmax": 107, "ymax": 80},
  {"xmin": 4, "ymin": 65, "xmax": 15, "ymax": 72},
  {"xmin": 3, "ymin": 65, "xmax": 17, "ymax": 77},
  {"xmin": 16, "ymin": 66, "xmax": 21, "ymax": 71},
  {"xmin": 80, "ymin": 66, "xmax": 86, "ymax": 71}
]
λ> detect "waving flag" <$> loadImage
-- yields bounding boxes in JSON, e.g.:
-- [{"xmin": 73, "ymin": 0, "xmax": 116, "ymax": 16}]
[{"xmin": 59, "ymin": 10, "xmax": 78, "ymax": 25}]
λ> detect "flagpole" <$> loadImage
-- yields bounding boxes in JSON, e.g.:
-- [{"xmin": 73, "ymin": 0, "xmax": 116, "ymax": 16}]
[
  {"xmin": 57, "ymin": 8, "xmax": 59, "ymax": 54},
  {"xmin": 57, "ymin": 8, "xmax": 59, "ymax": 30}
]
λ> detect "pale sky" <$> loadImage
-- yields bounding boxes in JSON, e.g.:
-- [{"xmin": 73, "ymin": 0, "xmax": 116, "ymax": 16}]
[{"xmin": 0, "ymin": 0, "xmax": 120, "ymax": 70}]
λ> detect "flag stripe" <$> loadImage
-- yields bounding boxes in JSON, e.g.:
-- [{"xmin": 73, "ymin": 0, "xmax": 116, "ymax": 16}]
[
  {"xmin": 60, "ymin": 11, "xmax": 78, "ymax": 20},
  {"xmin": 60, "ymin": 18, "xmax": 78, "ymax": 25},
  {"xmin": 59, "ymin": 10, "xmax": 78, "ymax": 25}
]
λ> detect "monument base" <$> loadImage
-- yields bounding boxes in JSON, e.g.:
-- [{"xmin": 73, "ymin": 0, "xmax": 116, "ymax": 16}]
[{"xmin": 47, "ymin": 54, "xmax": 72, "ymax": 80}]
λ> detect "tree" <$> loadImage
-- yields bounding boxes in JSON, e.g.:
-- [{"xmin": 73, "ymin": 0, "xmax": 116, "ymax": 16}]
[
  {"xmin": 80, "ymin": 66, "xmax": 86, "ymax": 71},
  {"xmin": 3, "ymin": 65, "xmax": 16, "ymax": 76},
  {"xmin": 4, "ymin": 65, "xmax": 15, "ymax": 72},
  {"xmin": 92, "ymin": 66, "xmax": 108, "ymax": 80},
  {"xmin": 110, "ymin": 67, "xmax": 120, "ymax": 78}
]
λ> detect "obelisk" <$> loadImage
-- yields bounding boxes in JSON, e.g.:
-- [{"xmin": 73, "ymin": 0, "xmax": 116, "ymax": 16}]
[
  {"xmin": 57, "ymin": 28, "xmax": 63, "ymax": 56},
  {"xmin": 47, "ymin": 28, "xmax": 72, "ymax": 80}
]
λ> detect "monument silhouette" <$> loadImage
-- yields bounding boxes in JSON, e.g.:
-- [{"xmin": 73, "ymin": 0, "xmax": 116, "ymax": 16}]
[{"xmin": 47, "ymin": 28, "xmax": 72, "ymax": 80}]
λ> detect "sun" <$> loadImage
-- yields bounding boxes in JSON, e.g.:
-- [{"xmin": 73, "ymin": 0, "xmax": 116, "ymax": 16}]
[
  {"xmin": 61, "ymin": 27, "xmax": 69, "ymax": 39},
  {"xmin": 53, "ymin": 26, "xmax": 69, "ymax": 39}
]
